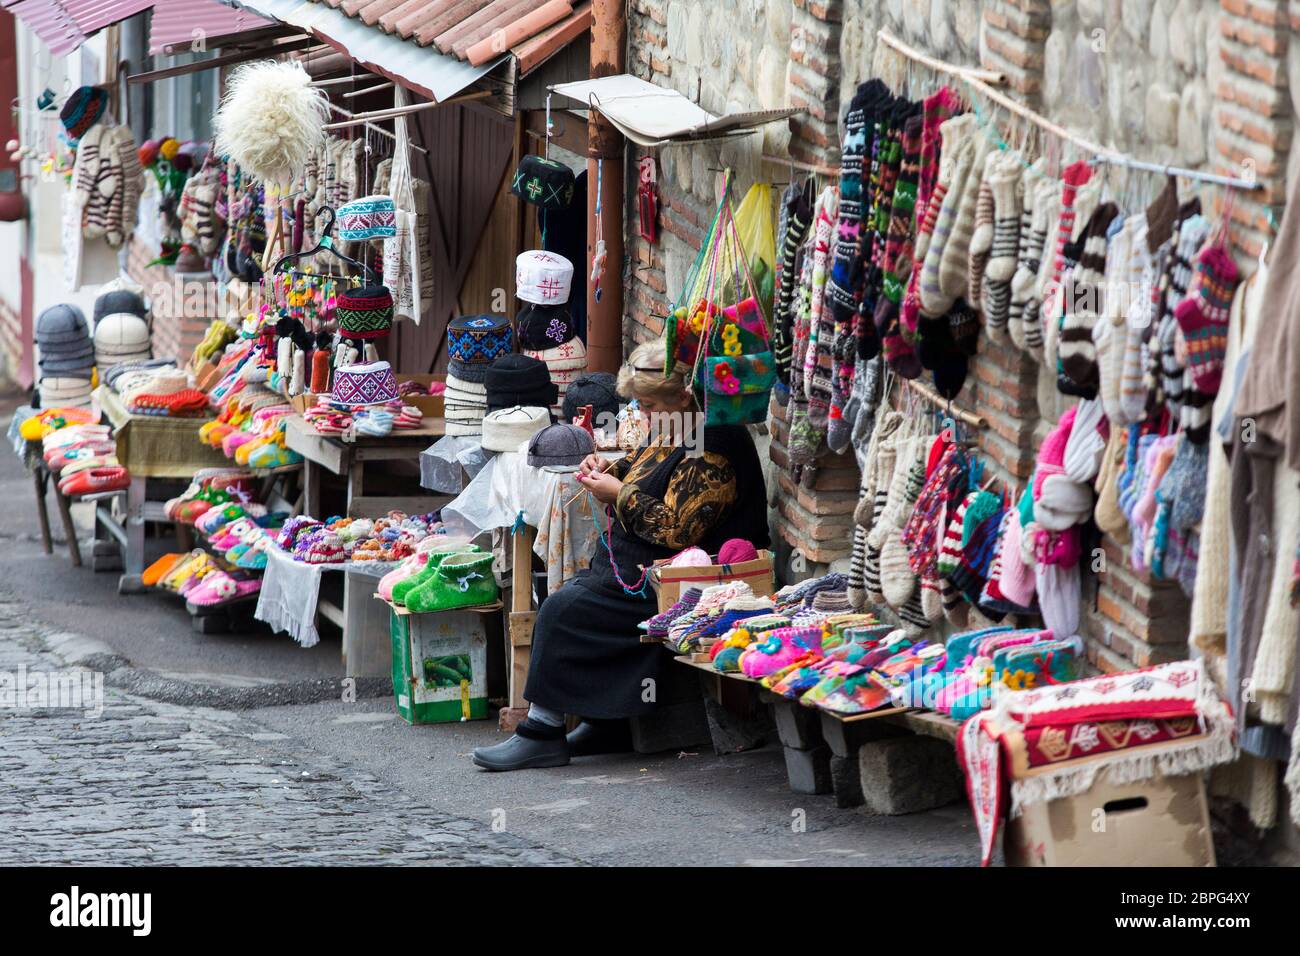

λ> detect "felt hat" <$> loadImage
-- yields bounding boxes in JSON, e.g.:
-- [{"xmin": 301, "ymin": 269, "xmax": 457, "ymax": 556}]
[
  {"xmin": 561, "ymin": 372, "xmax": 620, "ymax": 425},
  {"xmin": 523, "ymin": 338, "xmax": 588, "ymax": 414},
  {"xmin": 516, "ymin": 251, "xmax": 574, "ymax": 305},
  {"xmin": 446, "ymin": 358, "xmax": 490, "ymax": 385},
  {"xmin": 511, "ymin": 155, "xmax": 576, "ymax": 210},
  {"xmin": 60, "ymin": 86, "xmax": 108, "ymax": 143},
  {"xmin": 36, "ymin": 304, "xmax": 89, "ymax": 341},
  {"xmin": 448, "ymin": 314, "xmax": 513, "ymax": 365},
  {"xmin": 527, "ymin": 422, "xmax": 594, "ymax": 472},
  {"xmin": 517, "ymin": 302, "xmax": 577, "ymax": 350},
  {"xmin": 337, "ymin": 286, "xmax": 394, "ymax": 340},
  {"xmin": 332, "ymin": 361, "xmax": 399, "ymax": 406},
  {"xmin": 443, "ymin": 373, "xmax": 489, "ymax": 437},
  {"xmin": 481, "ymin": 406, "xmax": 551, "ymax": 453},
  {"xmin": 484, "ymin": 353, "xmax": 557, "ymax": 413},
  {"xmin": 93, "ymin": 290, "xmax": 148, "ymax": 326},
  {"xmin": 95, "ymin": 313, "xmax": 151, "ymax": 352},
  {"xmin": 337, "ymin": 195, "xmax": 397, "ymax": 242}
]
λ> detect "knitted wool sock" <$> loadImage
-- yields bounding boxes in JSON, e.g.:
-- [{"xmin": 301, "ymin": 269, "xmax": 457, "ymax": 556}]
[
  {"xmin": 938, "ymin": 136, "xmax": 991, "ymax": 301},
  {"xmin": 829, "ymin": 356, "xmax": 870, "ymax": 454},
  {"xmin": 1119, "ymin": 217, "xmax": 1154, "ymax": 424},
  {"xmin": 982, "ymin": 152, "xmax": 1022, "ymax": 338},
  {"xmin": 874, "ymin": 113, "xmax": 923, "ymax": 364},
  {"xmin": 847, "ymin": 524, "xmax": 869, "ymax": 610},
  {"xmin": 967, "ymin": 150, "xmax": 998, "ymax": 310},
  {"xmin": 1175, "ymin": 242, "xmax": 1240, "ymax": 400},
  {"xmin": 1058, "ymin": 202, "xmax": 1119, "ymax": 396},
  {"xmin": 919, "ymin": 117, "xmax": 976, "ymax": 317},
  {"xmin": 1095, "ymin": 214, "xmax": 1133, "ymax": 423},
  {"xmin": 773, "ymin": 182, "xmax": 814, "ymax": 383},
  {"xmin": 914, "ymin": 86, "xmax": 962, "ymax": 265},
  {"xmin": 1049, "ymin": 161, "xmax": 1093, "ymax": 291},
  {"xmin": 803, "ymin": 188, "xmax": 838, "ymax": 404},
  {"xmin": 1009, "ymin": 176, "xmax": 1051, "ymax": 351},
  {"xmin": 948, "ymin": 300, "xmax": 980, "ymax": 358}
]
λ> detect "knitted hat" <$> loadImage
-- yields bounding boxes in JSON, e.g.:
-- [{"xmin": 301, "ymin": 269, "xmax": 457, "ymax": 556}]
[
  {"xmin": 517, "ymin": 302, "xmax": 577, "ymax": 350},
  {"xmin": 336, "ymin": 196, "xmax": 397, "ymax": 242},
  {"xmin": 562, "ymin": 372, "xmax": 620, "ymax": 424},
  {"xmin": 60, "ymin": 86, "xmax": 108, "ymax": 143},
  {"xmin": 484, "ymin": 353, "xmax": 557, "ymax": 413},
  {"xmin": 447, "ymin": 359, "xmax": 490, "ymax": 385},
  {"xmin": 332, "ymin": 361, "xmax": 398, "ymax": 406},
  {"xmin": 93, "ymin": 290, "xmax": 147, "ymax": 326},
  {"xmin": 448, "ymin": 314, "xmax": 513, "ymax": 365},
  {"xmin": 511, "ymin": 155, "xmax": 576, "ymax": 210},
  {"xmin": 527, "ymin": 422, "xmax": 594, "ymax": 471},
  {"xmin": 516, "ymin": 251, "xmax": 574, "ymax": 305},
  {"xmin": 717, "ymin": 538, "xmax": 759, "ymax": 565},
  {"xmin": 1035, "ymin": 473, "xmax": 1093, "ymax": 530},
  {"xmin": 1062, "ymin": 397, "xmax": 1107, "ymax": 483},
  {"xmin": 1035, "ymin": 561, "xmax": 1080, "ymax": 639},
  {"xmin": 997, "ymin": 511, "xmax": 1036, "ymax": 609},
  {"xmin": 337, "ymin": 286, "xmax": 394, "ymax": 340},
  {"xmin": 481, "ymin": 405, "xmax": 550, "ymax": 453}
]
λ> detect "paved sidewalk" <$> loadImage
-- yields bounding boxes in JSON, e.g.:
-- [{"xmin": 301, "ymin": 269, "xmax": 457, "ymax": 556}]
[{"xmin": 0, "ymin": 604, "xmax": 572, "ymax": 866}]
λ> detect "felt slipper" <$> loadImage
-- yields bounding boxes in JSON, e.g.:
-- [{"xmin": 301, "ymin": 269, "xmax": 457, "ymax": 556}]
[{"xmin": 142, "ymin": 553, "xmax": 188, "ymax": 587}]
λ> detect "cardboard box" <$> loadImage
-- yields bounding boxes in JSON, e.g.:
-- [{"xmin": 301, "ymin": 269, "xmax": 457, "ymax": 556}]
[
  {"xmin": 648, "ymin": 550, "xmax": 776, "ymax": 613},
  {"xmin": 1004, "ymin": 770, "xmax": 1215, "ymax": 867},
  {"xmin": 388, "ymin": 602, "xmax": 497, "ymax": 724},
  {"xmin": 289, "ymin": 374, "xmax": 445, "ymax": 418}
]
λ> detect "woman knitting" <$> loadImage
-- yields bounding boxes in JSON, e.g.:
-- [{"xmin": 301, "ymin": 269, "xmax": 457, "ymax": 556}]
[{"xmin": 472, "ymin": 340, "xmax": 770, "ymax": 771}]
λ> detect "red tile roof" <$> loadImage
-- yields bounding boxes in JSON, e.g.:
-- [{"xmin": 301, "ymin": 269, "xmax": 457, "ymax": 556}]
[{"xmin": 303, "ymin": 0, "xmax": 588, "ymax": 67}]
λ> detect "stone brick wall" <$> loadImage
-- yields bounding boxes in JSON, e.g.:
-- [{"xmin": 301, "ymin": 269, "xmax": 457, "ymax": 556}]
[
  {"xmin": 621, "ymin": 0, "xmax": 1287, "ymax": 671},
  {"xmin": 125, "ymin": 239, "xmax": 214, "ymax": 364}
]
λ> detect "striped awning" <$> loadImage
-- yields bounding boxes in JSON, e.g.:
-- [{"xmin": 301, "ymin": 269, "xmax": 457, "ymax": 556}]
[{"xmin": 2, "ymin": 0, "xmax": 274, "ymax": 57}]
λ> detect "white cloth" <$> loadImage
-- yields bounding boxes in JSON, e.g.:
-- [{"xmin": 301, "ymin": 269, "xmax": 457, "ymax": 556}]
[{"xmin": 255, "ymin": 546, "xmax": 324, "ymax": 648}]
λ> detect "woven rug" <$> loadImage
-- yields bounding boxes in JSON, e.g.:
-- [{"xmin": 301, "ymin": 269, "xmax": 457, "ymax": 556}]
[{"xmin": 956, "ymin": 659, "xmax": 1236, "ymax": 866}]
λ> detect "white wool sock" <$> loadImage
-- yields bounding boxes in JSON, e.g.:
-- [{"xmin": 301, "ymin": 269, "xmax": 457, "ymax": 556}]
[
  {"xmin": 939, "ymin": 136, "xmax": 992, "ymax": 301},
  {"xmin": 919, "ymin": 115, "xmax": 975, "ymax": 317}
]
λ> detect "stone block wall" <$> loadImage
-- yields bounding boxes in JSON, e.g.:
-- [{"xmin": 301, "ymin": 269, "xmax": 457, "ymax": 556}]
[{"xmin": 620, "ymin": 0, "xmax": 1292, "ymax": 670}]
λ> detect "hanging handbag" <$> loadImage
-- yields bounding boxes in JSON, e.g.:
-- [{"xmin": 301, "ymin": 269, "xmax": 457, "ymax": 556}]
[{"xmin": 384, "ymin": 87, "xmax": 425, "ymax": 325}]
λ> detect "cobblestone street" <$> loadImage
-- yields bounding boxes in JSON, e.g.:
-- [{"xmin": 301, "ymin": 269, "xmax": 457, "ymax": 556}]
[{"xmin": 0, "ymin": 605, "xmax": 573, "ymax": 866}]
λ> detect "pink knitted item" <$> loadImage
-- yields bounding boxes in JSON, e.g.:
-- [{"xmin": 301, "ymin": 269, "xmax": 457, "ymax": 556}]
[
  {"xmin": 998, "ymin": 513, "xmax": 1037, "ymax": 608},
  {"xmin": 670, "ymin": 546, "xmax": 712, "ymax": 568},
  {"xmin": 717, "ymin": 538, "xmax": 759, "ymax": 565},
  {"xmin": 739, "ymin": 625, "xmax": 824, "ymax": 679},
  {"xmin": 1032, "ymin": 406, "xmax": 1078, "ymax": 500}
]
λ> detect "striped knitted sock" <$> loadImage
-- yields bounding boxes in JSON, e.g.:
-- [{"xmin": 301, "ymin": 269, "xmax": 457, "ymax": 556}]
[{"xmin": 1058, "ymin": 202, "xmax": 1119, "ymax": 396}]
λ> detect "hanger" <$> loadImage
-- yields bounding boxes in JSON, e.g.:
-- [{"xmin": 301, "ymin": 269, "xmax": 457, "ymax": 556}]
[{"xmin": 272, "ymin": 206, "xmax": 377, "ymax": 283}]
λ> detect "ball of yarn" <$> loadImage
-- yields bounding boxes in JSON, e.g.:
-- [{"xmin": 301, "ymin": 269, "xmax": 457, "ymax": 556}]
[
  {"xmin": 670, "ymin": 546, "xmax": 711, "ymax": 568},
  {"xmin": 562, "ymin": 372, "xmax": 619, "ymax": 426},
  {"xmin": 717, "ymin": 538, "xmax": 759, "ymax": 565}
]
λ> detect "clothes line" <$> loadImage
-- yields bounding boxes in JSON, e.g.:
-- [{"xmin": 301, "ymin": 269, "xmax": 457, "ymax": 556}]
[{"xmin": 876, "ymin": 28, "xmax": 1261, "ymax": 192}]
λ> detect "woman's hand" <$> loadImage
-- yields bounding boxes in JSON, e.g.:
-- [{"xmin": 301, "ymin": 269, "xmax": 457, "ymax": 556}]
[
  {"xmin": 577, "ymin": 454, "xmax": 606, "ymax": 479},
  {"xmin": 578, "ymin": 470, "xmax": 623, "ymax": 505}
]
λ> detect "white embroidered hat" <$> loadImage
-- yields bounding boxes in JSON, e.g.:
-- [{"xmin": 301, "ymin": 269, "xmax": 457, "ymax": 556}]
[{"xmin": 515, "ymin": 250, "xmax": 574, "ymax": 305}]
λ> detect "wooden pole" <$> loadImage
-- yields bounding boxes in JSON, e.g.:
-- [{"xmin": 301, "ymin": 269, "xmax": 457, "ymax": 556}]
[{"xmin": 584, "ymin": 0, "xmax": 626, "ymax": 374}]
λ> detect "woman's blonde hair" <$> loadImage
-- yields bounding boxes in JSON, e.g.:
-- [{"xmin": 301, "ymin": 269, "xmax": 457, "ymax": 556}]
[{"xmin": 617, "ymin": 339, "xmax": 691, "ymax": 404}]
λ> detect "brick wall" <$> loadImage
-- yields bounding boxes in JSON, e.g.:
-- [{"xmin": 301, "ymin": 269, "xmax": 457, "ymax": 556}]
[
  {"xmin": 622, "ymin": 1, "xmax": 1278, "ymax": 669},
  {"xmin": 125, "ymin": 239, "xmax": 216, "ymax": 364}
]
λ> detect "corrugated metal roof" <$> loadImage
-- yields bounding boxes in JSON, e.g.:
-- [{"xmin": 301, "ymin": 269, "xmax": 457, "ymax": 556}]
[
  {"xmin": 148, "ymin": 0, "xmax": 275, "ymax": 55},
  {"xmin": 4, "ymin": 0, "xmax": 87, "ymax": 57}
]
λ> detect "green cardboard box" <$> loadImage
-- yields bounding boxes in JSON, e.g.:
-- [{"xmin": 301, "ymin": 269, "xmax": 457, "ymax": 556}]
[{"xmin": 388, "ymin": 602, "xmax": 498, "ymax": 724}]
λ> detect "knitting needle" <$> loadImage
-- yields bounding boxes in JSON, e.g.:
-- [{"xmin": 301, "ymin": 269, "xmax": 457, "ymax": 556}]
[{"xmin": 565, "ymin": 459, "xmax": 613, "ymax": 508}]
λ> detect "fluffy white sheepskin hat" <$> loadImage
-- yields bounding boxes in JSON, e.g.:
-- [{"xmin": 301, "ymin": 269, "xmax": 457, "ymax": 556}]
[{"xmin": 213, "ymin": 60, "xmax": 328, "ymax": 187}]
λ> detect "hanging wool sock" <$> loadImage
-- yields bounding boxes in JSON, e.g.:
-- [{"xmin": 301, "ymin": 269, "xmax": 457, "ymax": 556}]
[
  {"xmin": 919, "ymin": 117, "xmax": 976, "ymax": 317},
  {"xmin": 1058, "ymin": 202, "xmax": 1119, "ymax": 397},
  {"xmin": 1008, "ymin": 175, "xmax": 1051, "ymax": 351},
  {"xmin": 310, "ymin": 347, "xmax": 331, "ymax": 394},
  {"xmin": 982, "ymin": 152, "xmax": 1023, "ymax": 339},
  {"xmin": 828, "ymin": 356, "xmax": 870, "ymax": 454},
  {"xmin": 1049, "ymin": 160, "xmax": 1093, "ymax": 291},
  {"xmin": 850, "ymin": 356, "xmax": 885, "ymax": 462},
  {"xmin": 1095, "ymin": 214, "xmax": 1134, "ymax": 424},
  {"xmin": 967, "ymin": 149, "xmax": 998, "ymax": 310},
  {"xmin": 772, "ymin": 182, "xmax": 814, "ymax": 383},
  {"xmin": 1025, "ymin": 180, "xmax": 1064, "ymax": 359},
  {"xmin": 1175, "ymin": 241, "xmax": 1240, "ymax": 402},
  {"xmin": 913, "ymin": 86, "xmax": 962, "ymax": 265},
  {"xmin": 938, "ymin": 135, "xmax": 991, "ymax": 301},
  {"xmin": 289, "ymin": 348, "xmax": 305, "ymax": 397},
  {"xmin": 847, "ymin": 524, "xmax": 869, "ymax": 610},
  {"xmin": 874, "ymin": 112, "xmax": 924, "ymax": 369},
  {"xmin": 1117, "ymin": 216, "xmax": 1153, "ymax": 423}
]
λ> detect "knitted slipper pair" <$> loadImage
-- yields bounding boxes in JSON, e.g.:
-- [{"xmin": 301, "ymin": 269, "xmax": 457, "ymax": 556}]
[{"xmin": 391, "ymin": 543, "xmax": 483, "ymax": 606}]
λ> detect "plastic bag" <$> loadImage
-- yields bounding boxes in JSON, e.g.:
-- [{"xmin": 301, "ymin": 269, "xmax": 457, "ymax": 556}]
[{"xmin": 725, "ymin": 183, "xmax": 777, "ymax": 320}]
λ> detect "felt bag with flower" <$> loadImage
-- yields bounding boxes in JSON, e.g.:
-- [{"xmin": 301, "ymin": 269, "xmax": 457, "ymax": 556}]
[{"xmin": 664, "ymin": 173, "xmax": 776, "ymax": 426}]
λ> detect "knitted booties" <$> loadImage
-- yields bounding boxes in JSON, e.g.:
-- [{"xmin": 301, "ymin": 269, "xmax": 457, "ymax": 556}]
[
  {"xmin": 405, "ymin": 552, "xmax": 499, "ymax": 613},
  {"xmin": 391, "ymin": 543, "xmax": 482, "ymax": 606},
  {"xmin": 641, "ymin": 587, "xmax": 703, "ymax": 637},
  {"xmin": 739, "ymin": 625, "xmax": 824, "ymax": 679}
]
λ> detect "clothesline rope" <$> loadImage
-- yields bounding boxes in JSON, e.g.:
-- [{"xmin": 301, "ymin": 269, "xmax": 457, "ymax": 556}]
[{"xmin": 876, "ymin": 28, "xmax": 1260, "ymax": 193}]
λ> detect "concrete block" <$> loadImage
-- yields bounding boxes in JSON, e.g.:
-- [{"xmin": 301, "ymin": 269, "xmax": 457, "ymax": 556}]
[
  {"xmin": 630, "ymin": 697, "xmax": 710, "ymax": 754},
  {"xmin": 818, "ymin": 710, "xmax": 907, "ymax": 757},
  {"xmin": 783, "ymin": 744, "xmax": 832, "ymax": 794},
  {"xmin": 857, "ymin": 735, "xmax": 964, "ymax": 815},
  {"xmin": 772, "ymin": 699, "xmax": 824, "ymax": 749},
  {"xmin": 829, "ymin": 754, "xmax": 864, "ymax": 809},
  {"xmin": 704, "ymin": 696, "xmax": 774, "ymax": 755}
]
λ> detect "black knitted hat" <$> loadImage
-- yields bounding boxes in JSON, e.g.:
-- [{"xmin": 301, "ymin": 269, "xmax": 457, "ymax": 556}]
[
  {"xmin": 485, "ymin": 353, "xmax": 557, "ymax": 412},
  {"xmin": 561, "ymin": 372, "xmax": 620, "ymax": 424}
]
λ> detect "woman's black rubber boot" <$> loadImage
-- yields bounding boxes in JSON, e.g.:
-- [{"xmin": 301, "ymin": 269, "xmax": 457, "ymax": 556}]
[{"xmin": 471, "ymin": 719, "xmax": 570, "ymax": 771}]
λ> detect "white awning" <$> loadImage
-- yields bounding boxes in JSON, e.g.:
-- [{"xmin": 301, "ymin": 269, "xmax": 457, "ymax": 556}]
[{"xmin": 549, "ymin": 74, "xmax": 799, "ymax": 148}]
